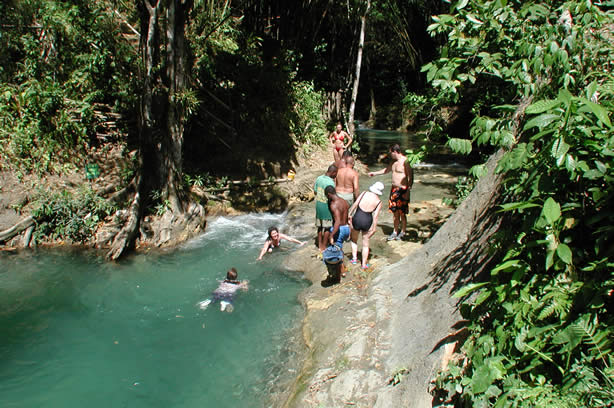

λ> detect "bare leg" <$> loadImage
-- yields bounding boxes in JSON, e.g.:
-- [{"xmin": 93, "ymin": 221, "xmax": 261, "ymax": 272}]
[
  {"xmin": 318, "ymin": 228, "xmax": 326, "ymax": 252},
  {"xmin": 393, "ymin": 212, "xmax": 400, "ymax": 235},
  {"xmin": 350, "ymin": 229, "xmax": 359, "ymax": 260},
  {"xmin": 323, "ymin": 229, "xmax": 331, "ymax": 249},
  {"xmin": 361, "ymin": 234, "xmax": 371, "ymax": 267},
  {"xmin": 333, "ymin": 148, "xmax": 341, "ymax": 162},
  {"xmin": 401, "ymin": 212, "xmax": 407, "ymax": 234}
]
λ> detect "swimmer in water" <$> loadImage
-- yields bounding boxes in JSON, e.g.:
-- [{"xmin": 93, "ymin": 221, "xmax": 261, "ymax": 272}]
[
  {"xmin": 256, "ymin": 226, "xmax": 305, "ymax": 260},
  {"xmin": 197, "ymin": 268, "xmax": 248, "ymax": 312}
]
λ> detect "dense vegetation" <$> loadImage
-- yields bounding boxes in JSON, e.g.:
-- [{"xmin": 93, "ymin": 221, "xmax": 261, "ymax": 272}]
[{"xmin": 425, "ymin": 1, "xmax": 614, "ymax": 406}]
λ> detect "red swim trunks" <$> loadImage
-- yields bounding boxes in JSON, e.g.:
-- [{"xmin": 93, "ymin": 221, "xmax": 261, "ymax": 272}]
[{"xmin": 388, "ymin": 186, "xmax": 410, "ymax": 214}]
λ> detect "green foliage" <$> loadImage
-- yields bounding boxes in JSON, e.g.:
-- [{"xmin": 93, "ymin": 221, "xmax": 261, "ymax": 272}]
[
  {"xmin": 31, "ymin": 186, "xmax": 116, "ymax": 243},
  {"xmin": 443, "ymin": 175, "xmax": 478, "ymax": 207},
  {"xmin": 289, "ymin": 81, "xmax": 328, "ymax": 147},
  {"xmin": 428, "ymin": 1, "xmax": 614, "ymax": 406},
  {"xmin": 0, "ymin": 0, "xmax": 138, "ymax": 173}
]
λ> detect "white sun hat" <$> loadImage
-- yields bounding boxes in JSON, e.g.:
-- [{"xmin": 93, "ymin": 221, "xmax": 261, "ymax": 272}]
[{"xmin": 369, "ymin": 181, "xmax": 384, "ymax": 196}]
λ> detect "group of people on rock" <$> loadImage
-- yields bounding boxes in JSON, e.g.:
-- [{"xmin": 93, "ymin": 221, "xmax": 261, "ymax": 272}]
[
  {"xmin": 201, "ymin": 123, "xmax": 414, "ymax": 311},
  {"xmin": 253, "ymin": 123, "xmax": 414, "ymax": 287}
]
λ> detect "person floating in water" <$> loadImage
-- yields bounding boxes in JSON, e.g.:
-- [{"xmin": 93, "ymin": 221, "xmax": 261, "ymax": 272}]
[
  {"xmin": 197, "ymin": 267, "xmax": 248, "ymax": 312},
  {"xmin": 257, "ymin": 226, "xmax": 305, "ymax": 260}
]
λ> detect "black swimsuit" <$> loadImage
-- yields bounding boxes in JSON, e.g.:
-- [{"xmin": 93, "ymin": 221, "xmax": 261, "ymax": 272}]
[{"xmin": 352, "ymin": 192, "xmax": 381, "ymax": 231}]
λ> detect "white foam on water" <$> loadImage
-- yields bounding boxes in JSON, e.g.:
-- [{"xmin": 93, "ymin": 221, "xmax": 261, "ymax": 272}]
[{"xmin": 181, "ymin": 211, "xmax": 289, "ymax": 251}]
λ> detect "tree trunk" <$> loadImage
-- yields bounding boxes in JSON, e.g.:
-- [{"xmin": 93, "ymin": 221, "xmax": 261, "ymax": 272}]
[
  {"xmin": 368, "ymin": 86, "xmax": 376, "ymax": 125},
  {"xmin": 347, "ymin": 0, "xmax": 370, "ymax": 136},
  {"xmin": 162, "ymin": 0, "xmax": 191, "ymax": 214},
  {"xmin": 107, "ymin": 0, "xmax": 161, "ymax": 261}
]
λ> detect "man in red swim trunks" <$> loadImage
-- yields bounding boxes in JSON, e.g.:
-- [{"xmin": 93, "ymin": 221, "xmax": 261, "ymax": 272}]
[{"xmin": 368, "ymin": 144, "xmax": 413, "ymax": 241}]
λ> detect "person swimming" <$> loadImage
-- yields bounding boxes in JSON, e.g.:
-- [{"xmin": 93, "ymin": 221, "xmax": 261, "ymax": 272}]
[
  {"xmin": 197, "ymin": 268, "xmax": 248, "ymax": 312},
  {"xmin": 257, "ymin": 226, "xmax": 305, "ymax": 260}
]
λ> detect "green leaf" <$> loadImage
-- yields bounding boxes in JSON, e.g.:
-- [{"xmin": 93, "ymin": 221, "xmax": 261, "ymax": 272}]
[
  {"xmin": 455, "ymin": 0, "xmax": 469, "ymax": 10},
  {"xmin": 525, "ymin": 99, "xmax": 560, "ymax": 114},
  {"xmin": 447, "ymin": 138, "xmax": 473, "ymax": 154},
  {"xmin": 542, "ymin": 198, "xmax": 561, "ymax": 224},
  {"xmin": 579, "ymin": 98, "xmax": 612, "ymax": 128},
  {"xmin": 556, "ymin": 243, "xmax": 572, "ymax": 264},
  {"xmin": 453, "ymin": 282, "xmax": 489, "ymax": 298},
  {"xmin": 498, "ymin": 201, "xmax": 540, "ymax": 212},
  {"xmin": 524, "ymin": 113, "xmax": 560, "ymax": 130}
]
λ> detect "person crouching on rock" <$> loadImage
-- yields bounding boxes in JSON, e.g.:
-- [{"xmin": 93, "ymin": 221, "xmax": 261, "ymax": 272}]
[
  {"xmin": 257, "ymin": 226, "xmax": 305, "ymax": 260},
  {"xmin": 197, "ymin": 268, "xmax": 248, "ymax": 312}
]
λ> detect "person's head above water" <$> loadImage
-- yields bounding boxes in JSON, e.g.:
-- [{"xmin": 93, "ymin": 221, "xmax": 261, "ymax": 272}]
[
  {"xmin": 226, "ymin": 267, "xmax": 238, "ymax": 280},
  {"xmin": 267, "ymin": 226, "xmax": 279, "ymax": 239}
]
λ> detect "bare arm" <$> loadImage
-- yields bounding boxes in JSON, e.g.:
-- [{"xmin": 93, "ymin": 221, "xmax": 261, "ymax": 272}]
[
  {"xmin": 257, "ymin": 240, "xmax": 270, "ymax": 260},
  {"xmin": 347, "ymin": 192, "xmax": 364, "ymax": 228},
  {"xmin": 366, "ymin": 202, "xmax": 383, "ymax": 238},
  {"xmin": 352, "ymin": 173, "xmax": 360, "ymax": 200},
  {"xmin": 279, "ymin": 233, "xmax": 304, "ymax": 245},
  {"xmin": 329, "ymin": 205, "xmax": 342, "ymax": 245},
  {"xmin": 405, "ymin": 162, "xmax": 414, "ymax": 189},
  {"xmin": 345, "ymin": 132, "xmax": 353, "ymax": 149},
  {"xmin": 368, "ymin": 163, "xmax": 391, "ymax": 177}
]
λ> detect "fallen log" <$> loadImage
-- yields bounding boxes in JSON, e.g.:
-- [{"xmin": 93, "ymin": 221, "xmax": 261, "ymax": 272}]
[{"xmin": 0, "ymin": 216, "xmax": 35, "ymax": 243}]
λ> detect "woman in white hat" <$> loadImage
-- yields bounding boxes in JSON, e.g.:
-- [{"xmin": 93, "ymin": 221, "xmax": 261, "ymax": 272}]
[{"xmin": 348, "ymin": 181, "xmax": 384, "ymax": 269}]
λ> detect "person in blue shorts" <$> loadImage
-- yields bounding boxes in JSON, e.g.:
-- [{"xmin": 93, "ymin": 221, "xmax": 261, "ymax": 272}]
[
  {"xmin": 197, "ymin": 268, "xmax": 248, "ymax": 313},
  {"xmin": 324, "ymin": 185, "xmax": 350, "ymax": 247}
]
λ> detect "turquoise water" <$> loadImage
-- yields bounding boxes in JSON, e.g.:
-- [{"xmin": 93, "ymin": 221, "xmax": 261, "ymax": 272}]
[{"xmin": 0, "ymin": 213, "xmax": 308, "ymax": 408}]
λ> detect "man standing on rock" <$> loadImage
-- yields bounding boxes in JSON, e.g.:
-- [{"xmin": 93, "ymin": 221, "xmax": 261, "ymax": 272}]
[
  {"xmin": 314, "ymin": 164, "xmax": 338, "ymax": 251},
  {"xmin": 368, "ymin": 144, "xmax": 413, "ymax": 241},
  {"xmin": 335, "ymin": 154, "xmax": 359, "ymax": 207},
  {"xmin": 325, "ymin": 185, "xmax": 350, "ymax": 248}
]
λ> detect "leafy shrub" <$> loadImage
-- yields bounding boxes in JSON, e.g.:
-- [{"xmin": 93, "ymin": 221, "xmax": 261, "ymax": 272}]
[
  {"xmin": 289, "ymin": 80, "xmax": 328, "ymax": 146},
  {"xmin": 32, "ymin": 187, "xmax": 116, "ymax": 243}
]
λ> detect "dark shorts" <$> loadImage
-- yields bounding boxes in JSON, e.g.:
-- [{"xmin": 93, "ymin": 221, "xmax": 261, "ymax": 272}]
[{"xmin": 389, "ymin": 186, "xmax": 410, "ymax": 214}]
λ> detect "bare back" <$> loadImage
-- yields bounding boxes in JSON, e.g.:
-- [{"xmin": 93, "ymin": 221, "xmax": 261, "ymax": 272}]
[
  {"xmin": 329, "ymin": 196, "xmax": 349, "ymax": 225},
  {"xmin": 357, "ymin": 191, "xmax": 381, "ymax": 213},
  {"xmin": 335, "ymin": 167, "xmax": 359, "ymax": 195}
]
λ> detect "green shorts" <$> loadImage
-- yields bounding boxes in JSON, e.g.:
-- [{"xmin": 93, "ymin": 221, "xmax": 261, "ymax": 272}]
[{"xmin": 337, "ymin": 191, "xmax": 354, "ymax": 207}]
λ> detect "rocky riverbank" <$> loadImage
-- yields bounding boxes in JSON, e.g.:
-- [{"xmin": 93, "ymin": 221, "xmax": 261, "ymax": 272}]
[{"xmin": 276, "ymin": 196, "xmax": 455, "ymax": 407}]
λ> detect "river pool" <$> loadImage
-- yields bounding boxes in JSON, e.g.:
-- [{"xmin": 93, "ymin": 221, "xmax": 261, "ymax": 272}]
[{"xmin": 0, "ymin": 213, "xmax": 308, "ymax": 408}]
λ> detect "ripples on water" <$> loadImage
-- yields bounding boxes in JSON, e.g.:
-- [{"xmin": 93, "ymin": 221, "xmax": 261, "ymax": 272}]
[{"xmin": 0, "ymin": 213, "xmax": 309, "ymax": 408}]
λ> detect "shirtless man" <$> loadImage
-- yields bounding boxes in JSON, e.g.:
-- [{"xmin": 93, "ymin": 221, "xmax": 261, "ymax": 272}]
[
  {"xmin": 368, "ymin": 144, "xmax": 413, "ymax": 241},
  {"xmin": 335, "ymin": 155, "xmax": 359, "ymax": 207},
  {"xmin": 329, "ymin": 123, "xmax": 353, "ymax": 162},
  {"xmin": 325, "ymin": 185, "xmax": 350, "ymax": 248}
]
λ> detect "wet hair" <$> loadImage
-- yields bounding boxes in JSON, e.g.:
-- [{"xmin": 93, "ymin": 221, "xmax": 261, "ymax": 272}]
[
  {"xmin": 342, "ymin": 150, "xmax": 352, "ymax": 158},
  {"xmin": 324, "ymin": 185, "xmax": 336, "ymax": 196},
  {"xmin": 226, "ymin": 267, "xmax": 238, "ymax": 280},
  {"xmin": 267, "ymin": 226, "xmax": 279, "ymax": 238},
  {"xmin": 390, "ymin": 144, "xmax": 402, "ymax": 153}
]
